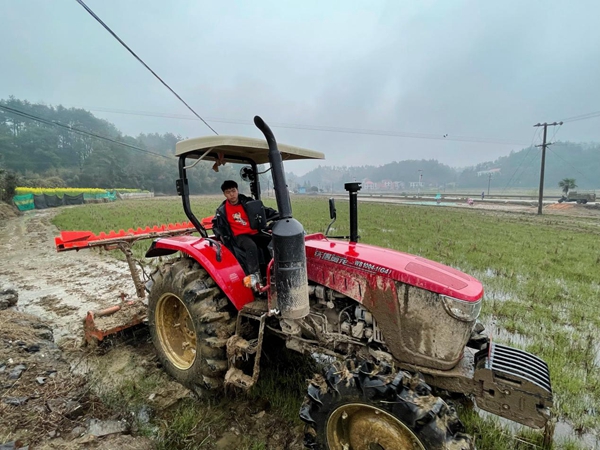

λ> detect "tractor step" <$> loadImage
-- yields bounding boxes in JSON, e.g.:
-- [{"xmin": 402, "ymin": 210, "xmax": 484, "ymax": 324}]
[
  {"xmin": 224, "ymin": 367, "xmax": 255, "ymax": 389},
  {"xmin": 224, "ymin": 312, "xmax": 266, "ymax": 391},
  {"xmin": 227, "ymin": 335, "xmax": 260, "ymax": 356}
]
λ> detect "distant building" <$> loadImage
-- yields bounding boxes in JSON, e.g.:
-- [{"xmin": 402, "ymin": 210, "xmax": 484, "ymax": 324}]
[
  {"xmin": 477, "ymin": 168, "xmax": 501, "ymax": 177},
  {"xmin": 363, "ymin": 179, "xmax": 376, "ymax": 190},
  {"xmin": 380, "ymin": 179, "xmax": 393, "ymax": 190}
]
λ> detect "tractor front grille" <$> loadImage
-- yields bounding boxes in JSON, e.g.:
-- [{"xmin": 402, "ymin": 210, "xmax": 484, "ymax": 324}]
[{"xmin": 485, "ymin": 343, "xmax": 552, "ymax": 394}]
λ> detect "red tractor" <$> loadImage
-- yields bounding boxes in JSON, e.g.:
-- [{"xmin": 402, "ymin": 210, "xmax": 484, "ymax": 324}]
[{"xmin": 58, "ymin": 117, "xmax": 553, "ymax": 449}]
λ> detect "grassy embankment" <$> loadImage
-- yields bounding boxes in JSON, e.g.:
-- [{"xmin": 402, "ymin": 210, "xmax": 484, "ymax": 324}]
[{"xmin": 52, "ymin": 196, "xmax": 600, "ymax": 450}]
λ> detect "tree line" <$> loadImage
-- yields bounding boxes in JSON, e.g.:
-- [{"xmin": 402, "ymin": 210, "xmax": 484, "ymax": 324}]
[
  {"xmin": 298, "ymin": 142, "xmax": 600, "ymax": 191},
  {"xmin": 0, "ymin": 97, "xmax": 240, "ymax": 195}
]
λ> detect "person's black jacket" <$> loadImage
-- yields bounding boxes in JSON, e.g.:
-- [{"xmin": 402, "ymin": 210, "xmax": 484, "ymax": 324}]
[{"xmin": 211, "ymin": 194, "xmax": 278, "ymax": 254}]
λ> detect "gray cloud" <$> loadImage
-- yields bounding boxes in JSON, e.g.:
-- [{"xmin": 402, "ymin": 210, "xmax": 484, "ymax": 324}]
[{"xmin": 2, "ymin": 0, "xmax": 599, "ymax": 175}]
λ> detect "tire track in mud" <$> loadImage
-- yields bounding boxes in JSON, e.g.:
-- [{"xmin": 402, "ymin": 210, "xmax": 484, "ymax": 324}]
[{"xmin": 0, "ymin": 210, "xmax": 138, "ymax": 342}]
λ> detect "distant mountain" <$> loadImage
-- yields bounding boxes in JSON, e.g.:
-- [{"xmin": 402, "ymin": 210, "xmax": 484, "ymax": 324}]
[
  {"xmin": 296, "ymin": 142, "xmax": 600, "ymax": 191},
  {"xmin": 296, "ymin": 161, "xmax": 457, "ymax": 192},
  {"xmin": 3, "ymin": 97, "xmax": 598, "ymax": 193},
  {"xmin": 457, "ymin": 141, "xmax": 600, "ymax": 190}
]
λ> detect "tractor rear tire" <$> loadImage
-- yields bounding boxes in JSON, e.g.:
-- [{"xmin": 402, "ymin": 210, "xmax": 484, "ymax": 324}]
[
  {"xmin": 300, "ymin": 359, "xmax": 474, "ymax": 450},
  {"xmin": 148, "ymin": 257, "xmax": 235, "ymax": 397}
]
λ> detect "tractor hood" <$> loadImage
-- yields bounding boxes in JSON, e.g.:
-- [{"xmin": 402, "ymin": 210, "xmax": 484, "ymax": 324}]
[
  {"xmin": 304, "ymin": 233, "xmax": 483, "ymax": 370},
  {"xmin": 304, "ymin": 233, "xmax": 483, "ymax": 302}
]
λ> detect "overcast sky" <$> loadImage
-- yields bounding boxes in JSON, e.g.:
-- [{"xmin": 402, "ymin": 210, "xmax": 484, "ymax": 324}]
[{"xmin": 2, "ymin": 0, "xmax": 599, "ymax": 175}]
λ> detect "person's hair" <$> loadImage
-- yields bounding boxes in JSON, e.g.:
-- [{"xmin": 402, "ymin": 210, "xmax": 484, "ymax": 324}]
[{"xmin": 221, "ymin": 180, "xmax": 238, "ymax": 192}]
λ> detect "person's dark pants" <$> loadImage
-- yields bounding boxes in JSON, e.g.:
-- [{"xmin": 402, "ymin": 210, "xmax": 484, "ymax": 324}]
[{"xmin": 234, "ymin": 233, "xmax": 272, "ymax": 275}]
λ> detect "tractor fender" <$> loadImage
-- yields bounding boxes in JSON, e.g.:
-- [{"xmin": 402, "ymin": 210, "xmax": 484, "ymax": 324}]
[{"xmin": 146, "ymin": 235, "xmax": 254, "ymax": 311}]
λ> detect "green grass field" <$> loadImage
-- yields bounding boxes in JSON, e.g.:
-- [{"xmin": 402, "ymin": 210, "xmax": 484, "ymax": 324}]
[{"xmin": 52, "ymin": 196, "xmax": 600, "ymax": 449}]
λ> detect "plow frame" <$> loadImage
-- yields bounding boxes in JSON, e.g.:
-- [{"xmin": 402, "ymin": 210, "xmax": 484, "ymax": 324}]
[{"xmin": 55, "ymin": 222, "xmax": 201, "ymax": 344}]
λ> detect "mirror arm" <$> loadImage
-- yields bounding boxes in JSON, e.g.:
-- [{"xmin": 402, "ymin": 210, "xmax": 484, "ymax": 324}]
[{"xmin": 325, "ymin": 217, "xmax": 337, "ymax": 236}]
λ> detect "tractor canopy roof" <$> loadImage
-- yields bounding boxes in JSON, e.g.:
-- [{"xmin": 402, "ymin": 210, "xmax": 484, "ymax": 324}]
[{"xmin": 175, "ymin": 135, "xmax": 325, "ymax": 165}]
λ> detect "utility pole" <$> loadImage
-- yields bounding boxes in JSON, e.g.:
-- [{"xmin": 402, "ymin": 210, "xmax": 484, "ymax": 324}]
[
  {"xmin": 534, "ymin": 121, "xmax": 563, "ymax": 215},
  {"xmin": 487, "ymin": 173, "xmax": 492, "ymax": 196},
  {"xmin": 417, "ymin": 170, "xmax": 423, "ymax": 196}
]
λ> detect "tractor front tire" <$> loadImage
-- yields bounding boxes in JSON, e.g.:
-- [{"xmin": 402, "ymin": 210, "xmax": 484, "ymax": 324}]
[
  {"xmin": 301, "ymin": 360, "xmax": 474, "ymax": 450},
  {"xmin": 148, "ymin": 258, "xmax": 235, "ymax": 397}
]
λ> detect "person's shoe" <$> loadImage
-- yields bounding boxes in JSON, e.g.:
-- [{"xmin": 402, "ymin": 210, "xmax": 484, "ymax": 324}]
[{"xmin": 243, "ymin": 273, "xmax": 262, "ymax": 292}]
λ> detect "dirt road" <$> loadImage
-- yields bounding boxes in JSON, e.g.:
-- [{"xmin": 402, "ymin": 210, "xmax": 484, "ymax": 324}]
[
  {"xmin": 0, "ymin": 208, "xmax": 159, "ymax": 448},
  {"xmin": 0, "ymin": 209, "xmax": 138, "ymax": 343}
]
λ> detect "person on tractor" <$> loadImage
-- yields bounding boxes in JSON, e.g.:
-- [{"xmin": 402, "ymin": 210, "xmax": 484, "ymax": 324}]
[{"xmin": 212, "ymin": 180, "xmax": 277, "ymax": 290}]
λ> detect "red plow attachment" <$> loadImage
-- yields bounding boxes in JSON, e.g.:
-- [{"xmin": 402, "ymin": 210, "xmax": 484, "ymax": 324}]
[
  {"xmin": 55, "ymin": 221, "xmax": 201, "ymax": 252},
  {"xmin": 54, "ymin": 218, "xmax": 213, "ymax": 345}
]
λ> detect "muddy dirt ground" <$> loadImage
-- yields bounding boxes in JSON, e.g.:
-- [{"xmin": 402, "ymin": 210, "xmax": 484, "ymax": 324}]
[
  {"xmin": 0, "ymin": 205, "xmax": 304, "ymax": 450},
  {"xmin": 1, "ymin": 200, "xmax": 598, "ymax": 449}
]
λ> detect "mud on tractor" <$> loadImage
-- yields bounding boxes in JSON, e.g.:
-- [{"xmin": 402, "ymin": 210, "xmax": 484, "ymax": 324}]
[{"xmin": 56, "ymin": 117, "xmax": 553, "ymax": 449}]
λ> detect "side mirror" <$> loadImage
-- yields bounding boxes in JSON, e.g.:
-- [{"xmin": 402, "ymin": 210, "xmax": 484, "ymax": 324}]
[
  {"xmin": 325, "ymin": 198, "xmax": 337, "ymax": 236},
  {"xmin": 245, "ymin": 200, "xmax": 267, "ymax": 230},
  {"xmin": 240, "ymin": 166, "xmax": 255, "ymax": 182}
]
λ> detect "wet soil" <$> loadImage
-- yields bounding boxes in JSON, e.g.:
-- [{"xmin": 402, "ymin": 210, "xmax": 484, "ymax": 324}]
[
  {"xmin": 0, "ymin": 210, "xmax": 139, "ymax": 342},
  {"xmin": 0, "ymin": 209, "xmax": 303, "ymax": 449}
]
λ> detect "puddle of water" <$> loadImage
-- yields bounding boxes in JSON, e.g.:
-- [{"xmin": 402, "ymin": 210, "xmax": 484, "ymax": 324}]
[
  {"xmin": 554, "ymin": 420, "xmax": 600, "ymax": 449},
  {"xmin": 486, "ymin": 289, "xmax": 514, "ymax": 303},
  {"xmin": 409, "ymin": 201, "xmax": 459, "ymax": 207},
  {"xmin": 477, "ymin": 410, "xmax": 600, "ymax": 449},
  {"xmin": 481, "ymin": 318, "xmax": 533, "ymax": 349}
]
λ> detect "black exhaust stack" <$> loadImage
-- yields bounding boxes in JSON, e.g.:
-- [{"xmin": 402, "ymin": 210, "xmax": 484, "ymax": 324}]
[
  {"xmin": 345, "ymin": 182, "xmax": 362, "ymax": 243},
  {"xmin": 254, "ymin": 116, "xmax": 309, "ymax": 319}
]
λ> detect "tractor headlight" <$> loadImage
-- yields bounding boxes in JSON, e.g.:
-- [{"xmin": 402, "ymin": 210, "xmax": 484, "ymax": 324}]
[{"xmin": 441, "ymin": 295, "xmax": 482, "ymax": 322}]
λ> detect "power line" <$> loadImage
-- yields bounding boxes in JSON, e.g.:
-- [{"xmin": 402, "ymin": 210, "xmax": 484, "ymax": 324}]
[
  {"xmin": 0, "ymin": 104, "xmax": 170, "ymax": 159},
  {"xmin": 500, "ymin": 127, "xmax": 540, "ymax": 193},
  {"xmin": 547, "ymin": 147, "xmax": 596, "ymax": 187},
  {"xmin": 548, "ymin": 122, "xmax": 562, "ymax": 142},
  {"xmin": 502, "ymin": 148, "xmax": 539, "ymax": 193},
  {"xmin": 75, "ymin": 105, "xmax": 527, "ymax": 146},
  {"xmin": 74, "ymin": 0, "xmax": 218, "ymax": 136},
  {"xmin": 561, "ymin": 110, "xmax": 600, "ymax": 123}
]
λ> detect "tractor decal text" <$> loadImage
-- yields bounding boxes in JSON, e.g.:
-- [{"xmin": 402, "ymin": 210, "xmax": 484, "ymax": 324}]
[{"xmin": 313, "ymin": 251, "xmax": 391, "ymax": 275}]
